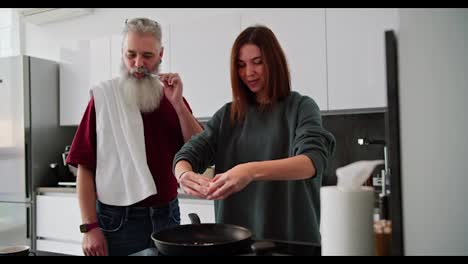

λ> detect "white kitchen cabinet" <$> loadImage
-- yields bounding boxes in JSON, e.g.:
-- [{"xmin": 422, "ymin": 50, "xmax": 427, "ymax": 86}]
[
  {"xmin": 59, "ymin": 36, "xmax": 111, "ymax": 126},
  {"xmin": 110, "ymin": 34, "xmax": 123, "ymax": 79},
  {"xmin": 326, "ymin": 8, "xmax": 399, "ymax": 110},
  {"xmin": 89, "ymin": 36, "xmax": 111, "ymax": 88},
  {"xmin": 35, "ymin": 190, "xmax": 214, "ymax": 255},
  {"xmin": 36, "ymin": 193, "xmax": 83, "ymax": 255},
  {"xmin": 170, "ymin": 14, "xmax": 241, "ymax": 118},
  {"xmin": 59, "ymin": 40, "xmax": 91, "ymax": 126},
  {"xmin": 241, "ymin": 8, "xmax": 328, "ymax": 111},
  {"xmin": 178, "ymin": 197, "xmax": 215, "ymax": 225},
  {"xmin": 36, "ymin": 239, "xmax": 83, "ymax": 256}
]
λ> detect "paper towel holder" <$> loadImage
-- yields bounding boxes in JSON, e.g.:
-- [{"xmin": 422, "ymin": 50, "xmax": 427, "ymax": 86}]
[{"xmin": 357, "ymin": 138, "xmax": 390, "ymax": 195}]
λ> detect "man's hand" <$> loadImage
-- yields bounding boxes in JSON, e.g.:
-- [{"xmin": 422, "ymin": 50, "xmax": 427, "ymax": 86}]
[
  {"xmin": 159, "ymin": 73, "xmax": 183, "ymax": 109},
  {"xmin": 178, "ymin": 171, "xmax": 211, "ymax": 198},
  {"xmin": 206, "ymin": 164, "xmax": 254, "ymax": 200},
  {"xmin": 82, "ymin": 228, "xmax": 108, "ymax": 256}
]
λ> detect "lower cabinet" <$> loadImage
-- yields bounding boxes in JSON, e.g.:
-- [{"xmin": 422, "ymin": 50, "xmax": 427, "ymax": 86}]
[
  {"xmin": 35, "ymin": 191, "xmax": 215, "ymax": 255},
  {"xmin": 178, "ymin": 197, "xmax": 215, "ymax": 225},
  {"xmin": 35, "ymin": 193, "xmax": 83, "ymax": 256}
]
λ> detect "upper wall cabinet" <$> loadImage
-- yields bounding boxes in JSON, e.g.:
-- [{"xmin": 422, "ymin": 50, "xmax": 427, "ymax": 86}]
[
  {"xmin": 110, "ymin": 34, "xmax": 122, "ymax": 79},
  {"xmin": 89, "ymin": 37, "xmax": 111, "ymax": 88},
  {"xmin": 241, "ymin": 9, "xmax": 328, "ymax": 111},
  {"xmin": 326, "ymin": 8, "xmax": 399, "ymax": 110},
  {"xmin": 60, "ymin": 37, "xmax": 111, "ymax": 126},
  {"xmin": 59, "ymin": 40, "xmax": 91, "ymax": 126},
  {"xmin": 170, "ymin": 14, "xmax": 241, "ymax": 118}
]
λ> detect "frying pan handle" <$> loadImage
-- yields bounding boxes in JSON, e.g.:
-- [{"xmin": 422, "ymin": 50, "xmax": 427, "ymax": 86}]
[{"xmin": 188, "ymin": 213, "xmax": 201, "ymax": 224}]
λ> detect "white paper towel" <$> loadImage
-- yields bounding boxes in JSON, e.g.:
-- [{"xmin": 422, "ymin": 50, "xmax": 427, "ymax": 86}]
[{"xmin": 320, "ymin": 186, "xmax": 375, "ymax": 256}]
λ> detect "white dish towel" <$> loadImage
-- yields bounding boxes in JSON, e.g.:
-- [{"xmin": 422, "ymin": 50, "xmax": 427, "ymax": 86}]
[{"xmin": 91, "ymin": 78, "xmax": 157, "ymax": 206}]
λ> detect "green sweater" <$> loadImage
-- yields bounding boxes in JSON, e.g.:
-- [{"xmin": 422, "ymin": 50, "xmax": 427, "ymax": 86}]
[{"xmin": 173, "ymin": 91, "xmax": 336, "ymax": 244}]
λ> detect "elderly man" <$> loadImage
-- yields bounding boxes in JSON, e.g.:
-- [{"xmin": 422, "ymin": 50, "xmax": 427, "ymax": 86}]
[{"xmin": 66, "ymin": 17, "xmax": 203, "ymax": 256}]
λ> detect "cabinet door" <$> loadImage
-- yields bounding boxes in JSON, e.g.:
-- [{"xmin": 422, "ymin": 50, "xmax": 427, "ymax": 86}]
[
  {"xmin": 178, "ymin": 198, "xmax": 215, "ymax": 225},
  {"xmin": 89, "ymin": 36, "xmax": 111, "ymax": 87},
  {"xmin": 326, "ymin": 8, "xmax": 399, "ymax": 110},
  {"xmin": 36, "ymin": 239, "xmax": 83, "ymax": 256},
  {"xmin": 241, "ymin": 9, "xmax": 328, "ymax": 111},
  {"xmin": 59, "ymin": 40, "xmax": 91, "ymax": 126},
  {"xmin": 36, "ymin": 194, "xmax": 83, "ymax": 243},
  {"xmin": 110, "ymin": 34, "xmax": 122, "ymax": 79},
  {"xmin": 60, "ymin": 37, "xmax": 112, "ymax": 126},
  {"xmin": 170, "ymin": 14, "xmax": 241, "ymax": 118}
]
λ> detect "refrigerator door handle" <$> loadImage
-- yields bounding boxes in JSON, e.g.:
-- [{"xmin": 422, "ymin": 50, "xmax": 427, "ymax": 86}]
[
  {"xmin": 26, "ymin": 206, "xmax": 30, "ymax": 239},
  {"xmin": 25, "ymin": 141, "xmax": 31, "ymax": 199}
]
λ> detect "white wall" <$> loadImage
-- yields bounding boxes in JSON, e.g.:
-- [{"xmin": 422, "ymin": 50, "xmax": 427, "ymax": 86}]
[
  {"xmin": 398, "ymin": 8, "xmax": 468, "ymax": 255},
  {"xmin": 23, "ymin": 8, "xmax": 252, "ymax": 61}
]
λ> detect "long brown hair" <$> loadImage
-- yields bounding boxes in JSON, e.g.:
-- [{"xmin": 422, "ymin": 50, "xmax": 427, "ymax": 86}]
[{"xmin": 230, "ymin": 25, "xmax": 291, "ymax": 125}]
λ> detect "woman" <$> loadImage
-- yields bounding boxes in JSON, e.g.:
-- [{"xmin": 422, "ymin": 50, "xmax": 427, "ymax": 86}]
[{"xmin": 173, "ymin": 25, "xmax": 335, "ymax": 244}]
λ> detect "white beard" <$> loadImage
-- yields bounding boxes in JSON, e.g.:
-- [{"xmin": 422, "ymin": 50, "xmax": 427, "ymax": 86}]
[{"xmin": 120, "ymin": 63, "xmax": 163, "ymax": 113}]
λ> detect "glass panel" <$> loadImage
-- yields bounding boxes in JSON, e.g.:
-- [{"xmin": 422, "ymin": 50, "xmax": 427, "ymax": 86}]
[
  {"xmin": 0, "ymin": 202, "xmax": 30, "ymax": 247},
  {"xmin": 0, "ymin": 56, "xmax": 26, "ymax": 200}
]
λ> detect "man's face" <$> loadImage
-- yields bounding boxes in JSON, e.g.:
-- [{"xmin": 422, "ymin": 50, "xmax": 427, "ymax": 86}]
[{"xmin": 123, "ymin": 31, "xmax": 163, "ymax": 79}]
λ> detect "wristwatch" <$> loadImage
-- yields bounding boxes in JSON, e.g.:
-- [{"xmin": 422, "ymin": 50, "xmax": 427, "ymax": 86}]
[{"xmin": 79, "ymin": 222, "xmax": 99, "ymax": 233}]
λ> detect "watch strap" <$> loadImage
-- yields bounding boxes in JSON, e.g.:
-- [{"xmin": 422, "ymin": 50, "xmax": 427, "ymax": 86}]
[{"xmin": 80, "ymin": 222, "xmax": 99, "ymax": 233}]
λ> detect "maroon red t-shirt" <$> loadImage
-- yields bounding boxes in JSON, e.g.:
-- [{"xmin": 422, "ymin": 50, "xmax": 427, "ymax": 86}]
[{"xmin": 66, "ymin": 96, "xmax": 191, "ymax": 207}]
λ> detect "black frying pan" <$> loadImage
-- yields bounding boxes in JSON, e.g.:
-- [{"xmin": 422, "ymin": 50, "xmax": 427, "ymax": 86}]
[{"xmin": 151, "ymin": 213, "xmax": 253, "ymax": 256}]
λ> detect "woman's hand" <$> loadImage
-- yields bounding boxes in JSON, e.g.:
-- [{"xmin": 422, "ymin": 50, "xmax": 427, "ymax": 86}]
[
  {"xmin": 206, "ymin": 164, "xmax": 255, "ymax": 200},
  {"xmin": 178, "ymin": 171, "xmax": 211, "ymax": 198}
]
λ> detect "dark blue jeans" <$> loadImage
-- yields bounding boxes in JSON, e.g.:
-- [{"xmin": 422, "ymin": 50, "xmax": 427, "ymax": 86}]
[{"xmin": 96, "ymin": 198, "xmax": 180, "ymax": 256}]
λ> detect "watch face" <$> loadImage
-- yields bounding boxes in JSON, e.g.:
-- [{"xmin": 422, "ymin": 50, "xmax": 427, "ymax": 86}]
[{"xmin": 80, "ymin": 224, "xmax": 87, "ymax": 233}]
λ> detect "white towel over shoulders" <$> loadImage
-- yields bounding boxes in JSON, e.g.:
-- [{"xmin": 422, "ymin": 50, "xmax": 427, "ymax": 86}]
[{"xmin": 91, "ymin": 78, "xmax": 157, "ymax": 206}]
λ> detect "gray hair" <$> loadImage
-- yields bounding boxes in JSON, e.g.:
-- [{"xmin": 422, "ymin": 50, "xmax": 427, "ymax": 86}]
[{"xmin": 122, "ymin": 17, "xmax": 162, "ymax": 50}]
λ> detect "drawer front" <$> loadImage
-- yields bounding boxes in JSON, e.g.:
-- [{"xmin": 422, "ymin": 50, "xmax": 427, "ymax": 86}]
[
  {"xmin": 36, "ymin": 239, "xmax": 83, "ymax": 256},
  {"xmin": 178, "ymin": 198, "xmax": 215, "ymax": 225},
  {"xmin": 36, "ymin": 195, "xmax": 83, "ymax": 242}
]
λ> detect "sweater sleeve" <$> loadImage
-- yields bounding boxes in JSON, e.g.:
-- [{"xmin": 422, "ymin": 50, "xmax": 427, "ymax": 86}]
[
  {"xmin": 292, "ymin": 97, "xmax": 336, "ymax": 179},
  {"xmin": 173, "ymin": 104, "xmax": 227, "ymax": 173}
]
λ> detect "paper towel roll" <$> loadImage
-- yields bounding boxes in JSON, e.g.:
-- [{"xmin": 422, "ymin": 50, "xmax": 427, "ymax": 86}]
[{"xmin": 320, "ymin": 186, "xmax": 375, "ymax": 256}]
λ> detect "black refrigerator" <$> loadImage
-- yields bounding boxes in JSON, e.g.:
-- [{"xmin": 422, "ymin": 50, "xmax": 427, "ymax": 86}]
[{"xmin": 0, "ymin": 56, "xmax": 76, "ymax": 250}]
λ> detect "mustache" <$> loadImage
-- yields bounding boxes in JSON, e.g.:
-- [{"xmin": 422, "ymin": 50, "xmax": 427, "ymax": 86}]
[
  {"xmin": 129, "ymin": 66, "xmax": 161, "ymax": 80},
  {"xmin": 130, "ymin": 66, "xmax": 150, "ymax": 75}
]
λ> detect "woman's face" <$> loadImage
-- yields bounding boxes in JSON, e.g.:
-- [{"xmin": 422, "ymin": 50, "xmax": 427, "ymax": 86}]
[{"xmin": 237, "ymin": 44, "xmax": 265, "ymax": 95}]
